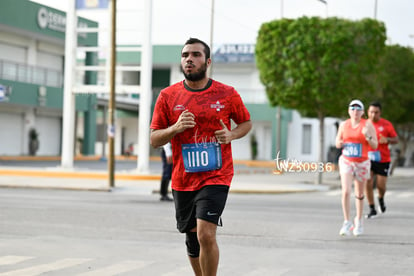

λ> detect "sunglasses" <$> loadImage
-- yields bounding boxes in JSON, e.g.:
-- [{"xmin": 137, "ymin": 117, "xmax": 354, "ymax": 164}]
[{"xmin": 349, "ymin": 106, "xmax": 363, "ymax": 111}]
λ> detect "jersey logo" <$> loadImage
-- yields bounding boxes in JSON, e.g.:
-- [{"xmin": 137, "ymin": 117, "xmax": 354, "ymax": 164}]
[
  {"xmin": 173, "ymin": 105, "xmax": 185, "ymax": 111},
  {"xmin": 210, "ymin": 101, "xmax": 225, "ymax": 111}
]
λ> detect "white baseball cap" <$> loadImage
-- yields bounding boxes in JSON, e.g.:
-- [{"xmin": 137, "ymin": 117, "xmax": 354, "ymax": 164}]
[{"xmin": 349, "ymin": 99, "xmax": 364, "ymax": 110}]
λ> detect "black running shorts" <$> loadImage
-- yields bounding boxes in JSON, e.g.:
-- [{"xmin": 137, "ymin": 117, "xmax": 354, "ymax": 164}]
[
  {"xmin": 371, "ymin": 161, "xmax": 391, "ymax": 177},
  {"xmin": 172, "ymin": 185, "xmax": 229, "ymax": 233}
]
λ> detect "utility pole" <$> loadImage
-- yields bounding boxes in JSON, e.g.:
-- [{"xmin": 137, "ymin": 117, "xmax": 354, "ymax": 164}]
[
  {"xmin": 317, "ymin": 0, "xmax": 328, "ymax": 17},
  {"xmin": 208, "ymin": 0, "xmax": 215, "ymax": 77},
  {"xmin": 276, "ymin": 0, "xmax": 284, "ymax": 159},
  {"xmin": 61, "ymin": 0, "xmax": 76, "ymax": 169},
  {"xmin": 280, "ymin": 0, "xmax": 283, "ymax": 18},
  {"xmin": 107, "ymin": 0, "xmax": 116, "ymax": 188},
  {"xmin": 136, "ymin": 0, "xmax": 153, "ymax": 173}
]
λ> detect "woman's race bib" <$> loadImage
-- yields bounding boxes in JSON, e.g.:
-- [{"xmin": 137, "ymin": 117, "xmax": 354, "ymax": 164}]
[
  {"xmin": 342, "ymin": 143, "xmax": 362, "ymax": 158},
  {"xmin": 182, "ymin": 143, "xmax": 222, "ymax": 173}
]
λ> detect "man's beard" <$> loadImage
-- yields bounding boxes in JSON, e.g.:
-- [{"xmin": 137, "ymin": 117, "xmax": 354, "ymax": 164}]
[{"xmin": 181, "ymin": 63, "xmax": 207, "ymax": 82}]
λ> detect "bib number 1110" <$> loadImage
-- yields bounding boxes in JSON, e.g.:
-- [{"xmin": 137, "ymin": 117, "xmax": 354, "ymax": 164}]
[
  {"xmin": 182, "ymin": 143, "xmax": 222, "ymax": 173},
  {"xmin": 187, "ymin": 150, "xmax": 209, "ymax": 168}
]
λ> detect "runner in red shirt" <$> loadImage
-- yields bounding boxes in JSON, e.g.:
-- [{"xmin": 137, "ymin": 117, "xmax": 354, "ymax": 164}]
[
  {"xmin": 151, "ymin": 80, "xmax": 250, "ymax": 192},
  {"xmin": 336, "ymin": 99, "xmax": 378, "ymax": 236},
  {"xmin": 150, "ymin": 38, "xmax": 251, "ymax": 276},
  {"xmin": 365, "ymin": 101, "xmax": 398, "ymax": 218}
]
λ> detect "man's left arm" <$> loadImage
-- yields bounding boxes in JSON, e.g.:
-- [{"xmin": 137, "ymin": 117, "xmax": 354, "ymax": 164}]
[
  {"xmin": 215, "ymin": 120, "xmax": 252, "ymax": 145},
  {"xmin": 217, "ymin": 91, "xmax": 252, "ymax": 144},
  {"xmin": 385, "ymin": 122, "xmax": 399, "ymax": 145},
  {"xmin": 229, "ymin": 120, "xmax": 252, "ymax": 141},
  {"xmin": 386, "ymin": 136, "xmax": 399, "ymax": 145}
]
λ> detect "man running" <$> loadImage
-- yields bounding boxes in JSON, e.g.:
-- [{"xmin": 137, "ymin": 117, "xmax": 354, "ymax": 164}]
[
  {"xmin": 365, "ymin": 101, "xmax": 398, "ymax": 218},
  {"xmin": 150, "ymin": 38, "xmax": 252, "ymax": 275}
]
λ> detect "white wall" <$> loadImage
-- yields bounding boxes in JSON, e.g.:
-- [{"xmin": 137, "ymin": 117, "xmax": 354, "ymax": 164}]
[
  {"xmin": 213, "ymin": 65, "xmax": 254, "ymax": 88},
  {"xmin": 36, "ymin": 115, "xmax": 61, "ymax": 155},
  {"xmin": 0, "ymin": 105, "xmax": 63, "ymax": 156},
  {"xmin": 231, "ymin": 134, "xmax": 252, "ymax": 160},
  {"xmin": 0, "ymin": 42, "xmax": 26, "ymax": 63},
  {"xmin": 260, "ymin": 123, "xmax": 273, "ymax": 160},
  {"xmin": 0, "ymin": 31, "xmax": 63, "ymax": 68},
  {"xmin": 212, "ymin": 64, "xmax": 268, "ymax": 104},
  {"xmin": 90, "ymin": 115, "xmax": 139, "ymax": 156},
  {"xmin": 287, "ymin": 110, "xmax": 340, "ymax": 162},
  {"xmin": 120, "ymin": 116, "xmax": 138, "ymax": 154},
  {"xmin": 37, "ymin": 51, "xmax": 63, "ymax": 71},
  {"xmin": 170, "ymin": 66, "xmax": 182, "ymax": 84},
  {"xmin": 0, "ymin": 112, "xmax": 24, "ymax": 155},
  {"xmin": 249, "ymin": 121, "xmax": 272, "ymax": 160},
  {"xmin": 121, "ymin": 71, "xmax": 139, "ymax": 85}
]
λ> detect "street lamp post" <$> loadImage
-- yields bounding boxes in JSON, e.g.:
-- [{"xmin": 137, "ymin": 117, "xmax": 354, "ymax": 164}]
[
  {"xmin": 280, "ymin": 0, "xmax": 283, "ymax": 18},
  {"xmin": 277, "ymin": 0, "xmax": 284, "ymax": 159},
  {"xmin": 209, "ymin": 0, "xmax": 215, "ymax": 77},
  {"xmin": 317, "ymin": 0, "xmax": 328, "ymax": 17}
]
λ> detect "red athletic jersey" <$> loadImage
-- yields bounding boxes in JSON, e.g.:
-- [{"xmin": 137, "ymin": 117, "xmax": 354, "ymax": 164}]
[
  {"xmin": 369, "ymin": 118, "xmax": 397, "ymax": 163},
  {"xmin": 150, "ymin": 79, "xmax": 251, "ymax": 191},
  {"xmin": 341, "ymin": 119, "xmax": 370, "ymax": 163}
]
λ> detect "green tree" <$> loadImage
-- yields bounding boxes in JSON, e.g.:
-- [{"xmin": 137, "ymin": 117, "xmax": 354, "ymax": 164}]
[
  {"xmin": 379, "ymin": 45, "xmax": 414, "ymax": 167},
  {"xmin": 256, "ymin": 16, "xmax": 386, "ymax": 183}
]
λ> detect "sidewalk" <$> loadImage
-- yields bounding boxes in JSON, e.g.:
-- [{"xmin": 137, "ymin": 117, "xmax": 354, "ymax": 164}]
[{"xmin": 1, "ymin": 156, "xmax": 413, "ymax": 194}]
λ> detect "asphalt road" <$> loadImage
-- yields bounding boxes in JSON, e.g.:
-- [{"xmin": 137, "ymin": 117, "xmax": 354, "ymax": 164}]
[{"xmin": 1, "ymin": 175, "xmax": 413, "ymax": 275}]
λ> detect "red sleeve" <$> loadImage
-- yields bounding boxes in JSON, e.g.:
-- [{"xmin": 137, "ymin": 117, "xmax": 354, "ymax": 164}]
[{"xmin": 230, "ymin": 89, "xmax": 250, "ymax": 124}]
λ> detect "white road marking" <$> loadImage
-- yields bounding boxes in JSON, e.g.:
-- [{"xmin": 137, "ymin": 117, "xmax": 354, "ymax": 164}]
[
  {"xmin": 0, "ymin": 256, "xmax": 33, "ymax": 266},
  {"xmin": 0, "ymin": 258, "xmax": 91, "ymax": 276}
]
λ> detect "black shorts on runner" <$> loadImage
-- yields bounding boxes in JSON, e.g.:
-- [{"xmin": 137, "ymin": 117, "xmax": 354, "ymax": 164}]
[
  {"xmin": 172, "ymin": 185, "xmax": 229, "ymax": 233},
  {"xmin": 371, "ymin": 161, "xmax": 391, "ymax": 177}
]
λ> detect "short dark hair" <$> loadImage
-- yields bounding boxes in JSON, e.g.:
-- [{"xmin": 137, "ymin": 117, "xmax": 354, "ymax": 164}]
[
  {"xmin": 184, "ymin": 37, "xmax": 211, "ymax": 59},
  {"xmin": 369, "ymin": 101, "xmax": 382, "ymax": 111}
]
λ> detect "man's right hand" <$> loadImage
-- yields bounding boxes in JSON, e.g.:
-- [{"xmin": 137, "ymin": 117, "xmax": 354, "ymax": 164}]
[
  {"xmin": 150, "ymin": 110, "xmax": 196, "ymax": 148},
  {"xmin": 173, "ymin": 110, "xmax": 196, "ymax": 134}
]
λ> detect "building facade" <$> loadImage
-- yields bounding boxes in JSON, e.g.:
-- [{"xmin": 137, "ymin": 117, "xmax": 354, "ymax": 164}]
[{"xmin": 0, "ymin": 0, "xmax": 98, "ymax": 156}]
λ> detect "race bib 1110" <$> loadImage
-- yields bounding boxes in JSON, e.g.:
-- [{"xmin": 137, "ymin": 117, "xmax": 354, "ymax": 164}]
[{"xmin": 182, "ymin": 143, "xmax": 222, "ymax": 173}]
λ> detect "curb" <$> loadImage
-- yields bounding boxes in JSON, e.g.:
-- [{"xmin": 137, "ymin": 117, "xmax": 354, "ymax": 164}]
[
  {"xmin": 0, "ymin": 155, "xmax": 146, "ymax": 161},
  {"xmin": 0, "ymin": 184, "xmax": 112, "ymax": 192},
  {"xmin": 0, "ymin": 168, "xmax": 161, "ymax": 181}
]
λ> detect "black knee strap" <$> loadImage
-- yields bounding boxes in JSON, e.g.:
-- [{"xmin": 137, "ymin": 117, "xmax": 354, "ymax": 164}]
[
  {"xmin": 185, "ymin": 232, "xmax": 200, "ymax": 258},
  {"xmin": 355, "ymin": 195, "xmax": 365, "ymax": 200}
]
